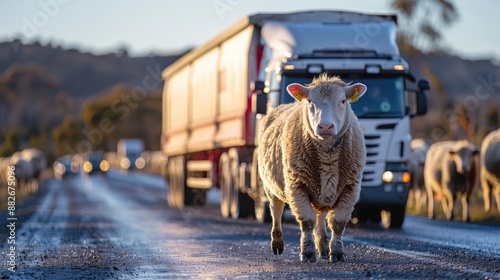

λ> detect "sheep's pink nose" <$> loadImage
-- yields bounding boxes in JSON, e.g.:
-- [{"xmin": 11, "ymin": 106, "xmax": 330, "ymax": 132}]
[{"xmin": 318, "ymin": 123, "xmax": 333, "ymax": 130}]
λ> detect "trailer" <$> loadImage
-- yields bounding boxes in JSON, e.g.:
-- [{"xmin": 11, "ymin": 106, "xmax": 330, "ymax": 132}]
[{"xmin": 161, "ymin": 10, "xmax": 429, "ymax": 228}]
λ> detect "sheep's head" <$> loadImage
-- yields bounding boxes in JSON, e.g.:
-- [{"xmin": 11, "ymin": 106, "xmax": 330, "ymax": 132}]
[
  {"xmin": 286, "ymin": 74, "xmax": 366, "ymax": 140},
  {"xmin": 448, "ymin": 141, "xmax": 479, "ymax": 174}
]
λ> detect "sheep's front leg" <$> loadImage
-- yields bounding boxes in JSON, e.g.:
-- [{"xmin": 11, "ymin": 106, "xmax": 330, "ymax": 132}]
[
  {"xmin": 289, "ymin": 188, "xmax": 316, "ymax": 262},
  {"xmin": 268, "ymin": 195, "xmax": 285, "ymax": 255},
  {"xmin": 314, "ymin": 212, "xmax": 328, "ymax": 259},
  {"xmin": 327, "ymin": 202, "xmax": 354, "ymax": 262}
]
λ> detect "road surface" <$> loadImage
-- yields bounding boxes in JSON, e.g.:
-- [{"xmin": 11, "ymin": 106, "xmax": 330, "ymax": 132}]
[{"xmin": 1, "ymin": 170, "xmax": 499, "ymax": 279}]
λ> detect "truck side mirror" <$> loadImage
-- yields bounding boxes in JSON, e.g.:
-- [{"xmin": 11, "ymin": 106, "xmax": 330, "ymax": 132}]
[
  {"xmin": 251, "ymin": 81, "xmax": 265, "ymax": 91},
  {"xmin": 415, "ymin": 91, "xmax": 428, "ymax": 116},
  {"xmin": 252, "ymin": 92, "xmax": 267, "ymax": 115},
  {"xmin": 418, "ymin": 79, "xmax": 430, "ymax": 91}
]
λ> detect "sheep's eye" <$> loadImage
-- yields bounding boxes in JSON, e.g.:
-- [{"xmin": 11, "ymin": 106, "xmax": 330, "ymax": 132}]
[
  {"xmin": 341, "ymin": 99, "xmax": 346, "ymax": 104},
  {"xmin": 308, "ymin": 99, "xmax": 312, "ymax": 104}
]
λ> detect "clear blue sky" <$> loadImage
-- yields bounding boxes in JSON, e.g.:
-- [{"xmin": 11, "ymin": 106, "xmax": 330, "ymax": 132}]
[{"xmin": 0, "ymin": 0, "xmax": 498, "ymax": 60}]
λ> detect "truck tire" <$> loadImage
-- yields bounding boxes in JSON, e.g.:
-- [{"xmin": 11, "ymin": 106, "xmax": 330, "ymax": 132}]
[
  {"xmin": 228, "ymin": 149, "xmax": 254, "ymax": 219},
  {"xmin": 251, "ymin": 150, "xmax": 271, "ymax": 223},
  {"xmin": 167, "ymin": 156, "xmax": 194, "ymax": 209},
  {"xmin": 381, "ymin": 206, "xmax": 406, "ymax": 229},
  {"xmin": 238, "ymin": 162, "xmax": 256, "ymax": 218},
  {"xmin": 219, "ymin": 153, "xmax": 231, "ymax": 218},
  {"xmin": 166, "ymin": 160, "xmax": 177, "ymax": 208}
]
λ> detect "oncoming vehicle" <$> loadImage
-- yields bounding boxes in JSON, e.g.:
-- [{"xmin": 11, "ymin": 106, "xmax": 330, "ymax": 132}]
[
  {"xmin": 81, "ymin": 151, "xmax": 109, "ymax": 176},
  {"xmin": 53, "ymin": 155, "xmax": 80, "ymax": 180},
  {"xmin": 117, "ymin": 139, "xmax": 145, "ymax": 171}
]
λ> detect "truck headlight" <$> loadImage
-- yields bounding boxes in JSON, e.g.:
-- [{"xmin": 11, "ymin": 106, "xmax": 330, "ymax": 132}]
[
  {"xmin": 83, "ymin": 161, "xmax": 93, "ymax": 173},
  {"xmin": 120, "ymin": 158, "xmax": 130, "ymax": 169},
  {"xmin": 382, "ymin": 171, "xmax": 411, "ymax": 183},
  {"xmin": 99, "ymin": 160, "xmax": 110, "ymax": 172},
  {"xmin": 135, "ymin": 157, "xmax": 145, "ymax": 169}
]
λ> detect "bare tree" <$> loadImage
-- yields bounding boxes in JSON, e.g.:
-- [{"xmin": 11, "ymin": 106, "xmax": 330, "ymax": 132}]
[{"xmin": 390, "ymin": 0, "xmax": 459, "ymax": 53}]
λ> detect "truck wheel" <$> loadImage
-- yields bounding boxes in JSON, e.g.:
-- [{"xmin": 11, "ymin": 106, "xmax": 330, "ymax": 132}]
[
  {"xmin": 166, "ymin": 160, "xmax": 177, "ymax": 208},
  {"xmin": 235, "ymin": 162, "xmax": 255, "ymax": 218},
  {"xmin": 229, "ymin": 156, "xmax": 240, "ymax": 219},
  {"xmin": 350, "ymin": 206, "xmax": 367, "ymax": 225},
  {"xmin": 167, "ymin": 156, "xmax": 194, "ymax": 208},
  {"xmin": 219, "ymin": 153, "xmax": 231, "ymax": 218},
  {"xmin": 381, "ymin": 206, "xmax": 405, "ymax": 229},
  {"xmin": 255, "ymin": 200, "xmax": 271, "ymax": 224},
  {"xmin": 250, "ymin": 150, "xmax": 271, "ymax": 223},
  {"xmin": 254, "ymin": 166, "xmax": 271, "ymax": 223},
  {"xmin": 228, "ymin": 153, "xmax": 255, "ymax": 219}
]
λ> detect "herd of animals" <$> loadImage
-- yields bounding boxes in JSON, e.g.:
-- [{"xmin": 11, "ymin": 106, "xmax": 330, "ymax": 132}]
[{"xmin": 408, "ymin": 128, "xmax": 500, "ymax": 222}]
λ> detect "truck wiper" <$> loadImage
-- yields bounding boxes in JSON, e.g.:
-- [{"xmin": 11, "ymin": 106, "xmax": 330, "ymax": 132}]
[{"xmin": 356, "ymin": 112, "xmax": 401, "ymax": 118}]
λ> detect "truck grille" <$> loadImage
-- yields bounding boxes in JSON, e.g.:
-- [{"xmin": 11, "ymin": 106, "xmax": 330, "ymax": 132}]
[{"xmin": 362, "ymin": 134, "xmax": 383, "ymax": 186}]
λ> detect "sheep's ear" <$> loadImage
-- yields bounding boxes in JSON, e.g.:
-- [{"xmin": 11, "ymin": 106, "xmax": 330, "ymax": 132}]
[
  {"xmin": 345, "ymin": 83, "xmax": 367, "ymax": 103},
  {"xmin": 287, "ymin": 83, "xmax": 310, "ymax": 101}
]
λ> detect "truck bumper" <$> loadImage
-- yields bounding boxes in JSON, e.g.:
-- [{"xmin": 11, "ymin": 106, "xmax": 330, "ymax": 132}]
[{"xmin": 357, "ymin": 183, "xmax": 410, "ymax": 207}]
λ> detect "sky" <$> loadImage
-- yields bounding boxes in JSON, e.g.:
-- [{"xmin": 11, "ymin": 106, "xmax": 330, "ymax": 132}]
[{"xmin": 0, "ymin": 0, "xmax": 498, "ymax": 60}]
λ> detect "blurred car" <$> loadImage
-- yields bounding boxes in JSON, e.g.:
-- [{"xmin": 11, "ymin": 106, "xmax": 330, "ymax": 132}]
[
  {"xmin": 53, "ymin": 155, "xmax": 79, "ymax": 180},
  {"xmin": 81, "ymin": 151, "xmax": 109, "ymax": 176}
]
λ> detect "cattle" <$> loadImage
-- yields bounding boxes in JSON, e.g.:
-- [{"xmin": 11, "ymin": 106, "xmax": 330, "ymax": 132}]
[
  {"xmin": 258, "ymin": 74, "xmax": 366, "ymax": 262},
  {"xmin": 424, "ymin": 140, "xmax": 479, "ymax": 222},
  {"xmin": 408, "ymin": 139, "xmax": 429, "ymax": 212},
  {"xmin": 480, "ymin": 128, "xmax": 500, "ymax": 214}
]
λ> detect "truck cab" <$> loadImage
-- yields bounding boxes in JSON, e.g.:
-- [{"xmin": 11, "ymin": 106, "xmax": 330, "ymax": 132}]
[{"xmin": 255, "ymin": 19, "xmax": 429, "ymax": 228}]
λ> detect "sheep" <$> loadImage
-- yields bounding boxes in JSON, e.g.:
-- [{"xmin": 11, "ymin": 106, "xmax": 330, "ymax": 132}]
[
  {"xmin": 424, "ymin": 140, "xmax": 478, "ymax": 222},
  {"xmin": 480, "ymin": 128, "xmax": 500, "ymax": 214},
  {"xmin": 257, "ymin": 74, "xmax": 366, "ymax": 262},
  {"xmin": 408, "ymin": 139, "xmax": 429, "ymax": 212},
  {"xmin": 9, "ymin": 152, "xmax": 34, "ymax": 195},
  {"xmin": 21, "ymin": 148, "xmax": 47, "ymax": 193}
]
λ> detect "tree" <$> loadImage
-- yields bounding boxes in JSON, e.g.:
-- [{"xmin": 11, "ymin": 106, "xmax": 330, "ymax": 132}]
[
  {"xmin": 0, "ymin": 129, "xmax": 20, "ymax": 157},
  {"xmin": 52, "ymin": 116, "xmax": 84, "ymax": 156},
  {"xmin": 390, "ymin": 0, "xmax": 459, "ymax": 53}
]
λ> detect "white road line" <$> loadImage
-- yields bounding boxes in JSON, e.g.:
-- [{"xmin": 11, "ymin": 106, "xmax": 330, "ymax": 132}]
[{"xmin": 346, "ymin": 236, "xmax": 499, "ymax": 279}]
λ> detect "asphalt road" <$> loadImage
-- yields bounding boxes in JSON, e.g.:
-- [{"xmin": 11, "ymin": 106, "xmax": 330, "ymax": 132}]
[{"xmin": 1, "ymin": 170, "xmax": 499, "ymax": 279}]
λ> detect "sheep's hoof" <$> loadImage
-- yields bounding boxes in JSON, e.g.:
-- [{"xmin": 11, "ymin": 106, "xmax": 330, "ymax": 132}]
[
  {"xmin": 271, "ymin": 240, "xmax": 284, "ymax": 255},
  {"xmin": 319, "ymin": 250, "xmax": 329, "ymax": 259},
  {"xmin": 329, "ymin": 251, "xmax": 346, "ymax": 262},
  {"xmin": 300, "ymin": 252, "xmax": 317, "ymax": 262}
]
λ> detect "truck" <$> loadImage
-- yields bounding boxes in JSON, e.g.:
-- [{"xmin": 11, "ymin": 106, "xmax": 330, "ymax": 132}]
[
  {"xmin": 117, "ymin": 138, "xmax": 145, "ymax": 171},
  {"xmin": 161, "ymin": 10, "xmax": 429, "ymax": 228}
]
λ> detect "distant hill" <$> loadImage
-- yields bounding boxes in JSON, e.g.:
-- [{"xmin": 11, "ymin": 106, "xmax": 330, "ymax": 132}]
[
  {"xmin": 404, "ymin": 51, "xmax": 500, "ymax": 100},
  {"xmin": 0, "ymin": 41, "xmax": 184, "ymax": 100}
]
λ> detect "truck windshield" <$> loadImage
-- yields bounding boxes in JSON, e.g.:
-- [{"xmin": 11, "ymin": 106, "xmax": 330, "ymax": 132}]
[{"xmin": 281, "ymin": 75, "xmax": 406, "ymax": 118}]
